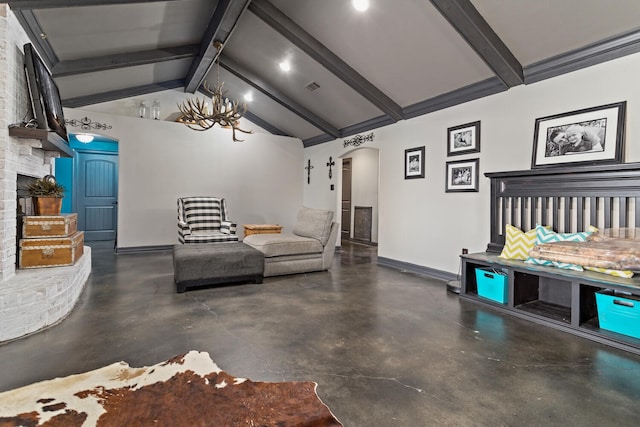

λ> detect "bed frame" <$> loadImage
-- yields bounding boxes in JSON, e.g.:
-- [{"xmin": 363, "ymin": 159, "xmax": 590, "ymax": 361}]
[{"xmin": 461, "ymin": 162, "xmax": 640, "ymax": 355}]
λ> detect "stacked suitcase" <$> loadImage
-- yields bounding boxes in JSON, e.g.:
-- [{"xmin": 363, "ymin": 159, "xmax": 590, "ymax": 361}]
[{"xmin": 19, "ymin": 213, "xmax": 84, "ymax": 268}]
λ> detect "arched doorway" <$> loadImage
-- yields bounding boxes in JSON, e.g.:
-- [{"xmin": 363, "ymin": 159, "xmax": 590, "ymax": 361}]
[
  {"xmin": 338, "ymin": 147, "xmax": 379, "ymax": 246},
  {"xmin": 55, "ymin": 133, "xmax": 119, "ymax": 242}
]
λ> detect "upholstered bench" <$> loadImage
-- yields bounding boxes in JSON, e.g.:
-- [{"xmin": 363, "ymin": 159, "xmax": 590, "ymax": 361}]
[{"xmin": 173, "ymin": 242, "xmax": 264, "ymax": 293}]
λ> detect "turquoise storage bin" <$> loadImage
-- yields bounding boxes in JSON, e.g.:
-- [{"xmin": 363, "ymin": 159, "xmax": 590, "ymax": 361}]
[
  {"xmin": 475, "ymin": 267, "xmax": 508, "ymax": 304},
  {"xmin": 596, "ymin": 290, "xmax": 640, "ymax": 339}
]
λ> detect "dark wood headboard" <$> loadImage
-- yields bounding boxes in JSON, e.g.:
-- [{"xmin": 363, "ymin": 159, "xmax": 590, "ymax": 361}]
[{"xmin": 485, "ymin": 163, "xmax": 640, "ymax": 253}]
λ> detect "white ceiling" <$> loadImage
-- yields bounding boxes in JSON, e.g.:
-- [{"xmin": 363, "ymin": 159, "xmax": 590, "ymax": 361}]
[{"xmin": 9, "ymin": 0, "xmax": 640, "ymax": 146}]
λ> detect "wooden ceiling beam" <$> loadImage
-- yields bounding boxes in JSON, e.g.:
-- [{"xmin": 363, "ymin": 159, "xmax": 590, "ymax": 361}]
[
  {"xmin": 53, "ymin": 45, "xmax": 200, "ymax": 77},
  {"xmin": 61, "ymin": 79, "xmax": 184, "ymax": 108},
  {"xmin": 183, "ymin": 0, "xmax": 250, "ymax": 93},
  {"xmin": 429, "ymin": 0, "xmax": 524, "ymax": 87},
  {"xmin": 12, "ymin": 10, "xmax": 58, "ymax": 67},
  {"xmin": 8, "ymin": 0, "xmax": 179, "ymax": 9}
]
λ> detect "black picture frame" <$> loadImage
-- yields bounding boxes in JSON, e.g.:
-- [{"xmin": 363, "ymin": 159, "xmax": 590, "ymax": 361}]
[
  {"xmin": 447, "ymin": 121, "xmax": 480, "ymax": 156},
  {"xmin": 446, "ymin": 158, "xmax": 479, "ymax": 192},
  {"xmin": 531, "ymin": 101, "xmax": 625, "ymax": 169},
  {"xmin": 405, "ymin": 146, "xmax": 425, "ymax": 179}
]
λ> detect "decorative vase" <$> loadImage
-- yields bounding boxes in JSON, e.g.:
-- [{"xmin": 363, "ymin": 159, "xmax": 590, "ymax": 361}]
[{"xmin": 33, "ymin": 197, "xmax": 62, "ymax": 216}]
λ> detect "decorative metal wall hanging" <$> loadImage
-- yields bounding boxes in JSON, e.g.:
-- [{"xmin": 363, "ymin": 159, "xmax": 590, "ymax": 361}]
[
  {"xmin": 326, "ymin": 156, "xmax": 335, "ymax": 179},
  {"xmin": 343, "ymin": 132, "xmax": 374, "ymax": 148},
  {"xmin": 65, "ymin": 117, "xmax": 112, "ymax": 131},
  {"xmin": 305, "ymin": 159, "xmax": 314, "ymax": 184}
]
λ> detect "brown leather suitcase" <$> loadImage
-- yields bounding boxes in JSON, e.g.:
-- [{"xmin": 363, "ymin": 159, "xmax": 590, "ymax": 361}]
[{"xmin": 19, "ymin": 231, "xmax": 84, "ymax": 268}]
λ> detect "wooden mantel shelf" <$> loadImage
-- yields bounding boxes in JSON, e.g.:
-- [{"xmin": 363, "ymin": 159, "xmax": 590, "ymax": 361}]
[{"xmin": 8, "ymin": 127, "xmax": 73, "ymax": 158}]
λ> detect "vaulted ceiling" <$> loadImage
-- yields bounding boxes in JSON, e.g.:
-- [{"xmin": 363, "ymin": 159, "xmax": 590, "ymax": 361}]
[{"xmin": 9, "ymin": 0, "xmax": 640, "ymax": 146}]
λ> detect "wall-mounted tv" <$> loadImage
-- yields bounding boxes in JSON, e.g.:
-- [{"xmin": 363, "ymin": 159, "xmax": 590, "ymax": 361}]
[{"xmin": 23, "ymin": 43, "xmax": 68, "ymax": 143}]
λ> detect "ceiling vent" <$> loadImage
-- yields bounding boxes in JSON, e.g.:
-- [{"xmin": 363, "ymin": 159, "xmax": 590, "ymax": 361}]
[{"xmin": 305, "ymin": 81, "xmax": 320, "ymax": 92}]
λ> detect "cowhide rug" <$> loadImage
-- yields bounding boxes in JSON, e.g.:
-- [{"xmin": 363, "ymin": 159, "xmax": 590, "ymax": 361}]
[{"xmin": 0, "ymin": 350, "xmax": 342, "ymax": 426}]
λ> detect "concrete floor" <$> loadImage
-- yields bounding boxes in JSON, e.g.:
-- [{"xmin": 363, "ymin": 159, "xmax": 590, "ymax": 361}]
[{"xmin": 1, "ymin": 241, "xmax": 640, "ymax": 426}]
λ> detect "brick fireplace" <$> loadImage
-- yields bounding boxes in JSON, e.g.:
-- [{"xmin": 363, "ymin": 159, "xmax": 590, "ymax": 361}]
[{"xmin": 0, "ymin": 6, "xmax": 91, "ymax": 342}]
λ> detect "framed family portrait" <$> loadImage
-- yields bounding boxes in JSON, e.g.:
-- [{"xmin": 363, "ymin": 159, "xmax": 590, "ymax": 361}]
[
  {"xmin": 531, "ymin": 101, "xmax": 626, "ymax": 169},
  {"xmin": 447, "ymin": 121, "xmax": 480, "ymax": 156},
  {"xmin": 404, "ymin": 146, "xmax": 425, "ymax": 179},
  {"xmin": 445, "ymin": 158, "xmax": 479, "ymax": 192}
]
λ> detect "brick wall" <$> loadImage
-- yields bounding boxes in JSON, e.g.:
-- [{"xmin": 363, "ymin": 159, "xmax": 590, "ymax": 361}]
[
  {"xmin": 1, "ymin": 5, "xmax": 53, "ymax": 280},
  {"xmin": 0, "ymin": 5, "xmax": 91, "ymax": 343}
]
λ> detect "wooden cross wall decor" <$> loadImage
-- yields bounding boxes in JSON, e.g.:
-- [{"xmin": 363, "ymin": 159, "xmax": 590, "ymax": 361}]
[
  {"xmin": 327, "ymin": 156, "xmax": 335, "ymax": 179},
  {"xmin": 305, "ymin": 159, "xmax": 314, "ymax": 184}
]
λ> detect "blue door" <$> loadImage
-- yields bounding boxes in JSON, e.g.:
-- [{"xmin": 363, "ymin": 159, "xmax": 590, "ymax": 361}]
[{"xmin": 76, "ymin": 151, "xmax": 118, "ymax": 241}]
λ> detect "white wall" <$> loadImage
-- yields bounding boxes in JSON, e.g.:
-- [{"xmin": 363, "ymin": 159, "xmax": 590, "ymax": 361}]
[
  {"xmin": 64, "ymin": 107, "xmax": 303, "ymax": 249},
  {"xmin": 304, "ymin": 52, "xmax": 640, "ymax": 275}
]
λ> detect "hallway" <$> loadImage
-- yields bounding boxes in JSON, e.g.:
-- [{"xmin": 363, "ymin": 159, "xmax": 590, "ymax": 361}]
[{"xmin": 1, "ymin": 241, "xmax": 639, "ymax": 426}]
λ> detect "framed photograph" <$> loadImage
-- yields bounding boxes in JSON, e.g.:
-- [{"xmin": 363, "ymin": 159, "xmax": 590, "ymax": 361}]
[
  {"xmin": 447, "ymin": 121, "xmax": 480, "ymax": 156},
  {"xmin": 445, "ymin": 158, "xmax": 479, "ymax": 192},
  {"xmin": 405, "ymin": 146, "xmax": 425, "ymax": 179},
  {"xmin": 532, "ymin": 101, "xmax": 626, "ymax": 169}
]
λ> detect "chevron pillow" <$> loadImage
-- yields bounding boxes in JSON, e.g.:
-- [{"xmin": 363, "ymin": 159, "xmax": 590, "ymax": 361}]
[
  {"xmin": 525, "ymin": 225, "xmax": 592, "ymax": 271},
  {"xmin": 499, "ymin": 224, "xmax": 538, "ymax": 260}
]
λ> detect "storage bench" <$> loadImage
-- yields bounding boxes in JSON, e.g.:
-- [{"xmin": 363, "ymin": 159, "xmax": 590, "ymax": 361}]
[
  {"xmin": 461, "ymin": 252, "xmax": 640, "ymax": 354},
  {"xmin": 173, "ymin": 242, "xmax": 264, "ymax": 293},
  {"xmin": 460, "ymin": 164, "xmax": 640, "ymax": 356}
]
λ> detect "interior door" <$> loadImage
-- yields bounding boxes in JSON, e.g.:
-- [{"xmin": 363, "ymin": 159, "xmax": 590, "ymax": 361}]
[
  {"xmin": 341, "ymin": 158, "xmax": 352, "ymax": 240},
  {"xmin": 75, "ymin": 151, "xmax": 118, "ymax": 241}
]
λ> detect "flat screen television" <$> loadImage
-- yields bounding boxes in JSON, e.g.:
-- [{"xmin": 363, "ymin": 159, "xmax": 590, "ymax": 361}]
[{"xmin": 23, "ymin": 43, "xmax": 68, "ymax": 143}]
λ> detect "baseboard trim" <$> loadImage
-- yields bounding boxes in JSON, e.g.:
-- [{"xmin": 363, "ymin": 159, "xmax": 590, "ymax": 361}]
[
  {"xmin": 377, "ymin": 256, "xmax": 456, "ymax": 282},
  {"xmin": 342, "ymin": 237, "xmax": 378, "ymax": 247},
  {"xmin": 116, "ymin": 244, "xmax": 174, "ymax": 254},
  {"xmin": 114, "ymin": 246, "xmax": 456, "ymax": 285}
]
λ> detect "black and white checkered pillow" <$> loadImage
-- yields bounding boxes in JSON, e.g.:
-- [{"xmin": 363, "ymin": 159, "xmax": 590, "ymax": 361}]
[{"xmin": 180, "ymin": 197, "xmax": 223, "ymax": 232}]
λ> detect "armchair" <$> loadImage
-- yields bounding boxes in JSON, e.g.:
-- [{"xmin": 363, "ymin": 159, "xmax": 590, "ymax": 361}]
[{"xmin": 177, "ymin": 197, "xmax": 239, "ymax": 244}]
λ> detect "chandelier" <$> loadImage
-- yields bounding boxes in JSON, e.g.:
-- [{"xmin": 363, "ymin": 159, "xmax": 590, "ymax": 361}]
[{"xmin": 178, "ymin": 41, "xmax": 252, "ymax": 142}]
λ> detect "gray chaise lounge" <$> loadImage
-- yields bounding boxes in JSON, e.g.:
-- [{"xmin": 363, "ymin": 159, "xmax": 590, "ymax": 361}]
[{"xmin": 243, "ymin": 207, "xmax": 339, "ymax": 277}]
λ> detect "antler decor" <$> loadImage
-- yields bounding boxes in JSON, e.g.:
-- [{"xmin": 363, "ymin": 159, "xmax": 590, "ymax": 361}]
[
  {"xmin": 177, "ymin": 41, "xmax": 252, "ymax": 142},
  {"xmin": 177, "ymin": 82, "xmax": 252, "ymax": 142}
]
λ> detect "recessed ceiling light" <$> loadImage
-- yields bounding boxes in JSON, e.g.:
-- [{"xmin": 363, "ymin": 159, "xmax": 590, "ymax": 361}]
[
  {"xmin": 279, "ymin": 61, "xmax": 291, "ymax": 72},
  {"xmin": 352, "ymin": 0, "xmax": 369, "ymax": 12},
  {"xmin": 244, "ymin": 92, "xmax": 253, "ymax": 102}
]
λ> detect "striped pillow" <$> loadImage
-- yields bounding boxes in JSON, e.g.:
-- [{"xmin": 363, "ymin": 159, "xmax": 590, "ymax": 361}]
[
  {"xmin": 499, "ymin": 224, "xmax": 537, "ymax": 260},
  {"xmin": 525, "ymin": 225, "xmax": 592, "ymax": 271}
]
